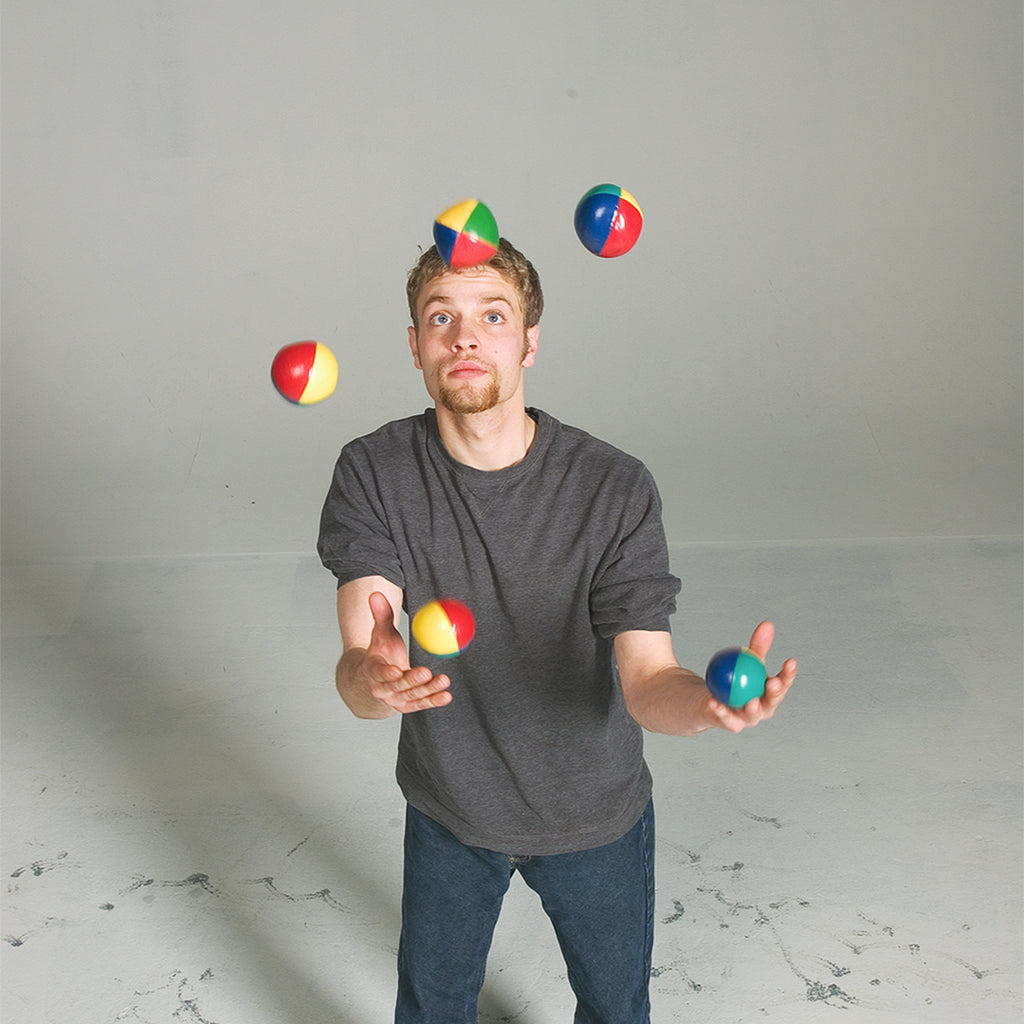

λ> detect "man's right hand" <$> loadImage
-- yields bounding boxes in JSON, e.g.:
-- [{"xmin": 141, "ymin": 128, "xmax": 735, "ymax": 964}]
[{"xmin": 335, "ymin": 587, "xmax": 452, "ymax": 719}]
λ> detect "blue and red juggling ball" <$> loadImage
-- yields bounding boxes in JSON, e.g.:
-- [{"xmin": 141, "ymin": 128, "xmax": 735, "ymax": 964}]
[
  {"xmin": 574, "ymin": 184, "xmax": 644, "ymax": 258},
  {"xmin": 433, "ymin": 199, "xmax": 500, "ymax": 268}
]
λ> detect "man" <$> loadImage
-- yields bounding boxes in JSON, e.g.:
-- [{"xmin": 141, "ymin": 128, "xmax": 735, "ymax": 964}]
[{"xmin": 318, "ymin": 238, "xmax": 797, "ymax": 1023}]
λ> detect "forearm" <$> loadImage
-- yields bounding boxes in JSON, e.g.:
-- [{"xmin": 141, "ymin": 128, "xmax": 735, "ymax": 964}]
[
  {"xmin": 624, "ymin": 665, "xmax": 717, "ymax": 736},
  {"xmin": 336, "ymin": 648, "xmax": 397, "ymax": 720}
]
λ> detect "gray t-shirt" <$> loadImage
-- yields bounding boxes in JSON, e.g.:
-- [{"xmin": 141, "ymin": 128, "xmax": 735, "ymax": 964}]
[{"xmin": 318, "ymin": 408, "xmax": 681, "ymax": 854}]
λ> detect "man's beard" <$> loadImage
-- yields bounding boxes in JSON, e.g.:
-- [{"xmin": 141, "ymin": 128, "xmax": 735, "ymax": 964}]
[
  {"xmin": 437, "ymin": 361, "xmax": 501, "ymax": 414},
  {"xmin": 438, "ymin": 377, "xmax": 500, "ymax": 414}
]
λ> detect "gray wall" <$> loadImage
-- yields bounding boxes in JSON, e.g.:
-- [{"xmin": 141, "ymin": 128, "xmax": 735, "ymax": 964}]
[{"xmin": 3, "ymin": 1, "xmax": 1020, "ymax": 560}]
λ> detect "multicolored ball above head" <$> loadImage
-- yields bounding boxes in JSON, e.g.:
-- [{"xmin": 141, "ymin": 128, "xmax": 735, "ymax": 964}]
[
  {"xmin": 433, "ymin": 199, "xmax": 500, "ymax": 268},
  {"xmin": 574, "ymin": 183, "xmax": 644, "ymax": 258},
  {"xmin": 705, "ymin": 646, "xmax": 767, "ymax": 708},
  {"xmin": 412, "ymin": 598, "xmax": 476, "ymax": 658},
  {"xmin": 271, "ymin": 341, "xmax": 338, "ymax": 405}
]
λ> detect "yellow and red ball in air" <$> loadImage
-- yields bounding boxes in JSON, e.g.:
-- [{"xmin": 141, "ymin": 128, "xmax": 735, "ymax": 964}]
[
  {"xmin": 271, "ymin": 341, "xmax": 338, "ymax": 405},
  {"xmin": 411, "ymin": 599, "xmax": 476, "ymax": 658}
]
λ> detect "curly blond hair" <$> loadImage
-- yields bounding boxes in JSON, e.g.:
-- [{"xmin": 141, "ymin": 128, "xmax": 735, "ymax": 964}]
[{"xmin": 406, "ymin": 238, "xmax": 544, "ymax": 330}]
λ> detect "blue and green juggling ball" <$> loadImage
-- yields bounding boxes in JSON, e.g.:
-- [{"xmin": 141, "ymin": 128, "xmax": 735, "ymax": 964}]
[{"xmin": 705, "ymin": 647, "xmax": 767, "ymax": 707}]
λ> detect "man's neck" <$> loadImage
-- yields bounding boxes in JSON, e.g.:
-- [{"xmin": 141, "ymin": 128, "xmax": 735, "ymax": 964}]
[{"xmin": 435, "ymin": 404, "xmax": 536, "ymax": 472}]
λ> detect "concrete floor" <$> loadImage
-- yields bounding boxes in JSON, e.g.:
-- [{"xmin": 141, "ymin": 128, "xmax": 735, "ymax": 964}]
[{"xmin": 2, "ymin": 537, "xmax": 1021, "ymax": 1023}]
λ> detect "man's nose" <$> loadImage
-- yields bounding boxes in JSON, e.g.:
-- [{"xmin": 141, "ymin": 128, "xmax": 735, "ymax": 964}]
[{"xmin": 451, "ymin": 323, "xmax": 479, "ymax": 350}]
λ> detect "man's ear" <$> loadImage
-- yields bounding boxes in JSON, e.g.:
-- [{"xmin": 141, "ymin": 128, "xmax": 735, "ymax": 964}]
[
  {"xmin": 408, "ymin": 325, "xmax": 422, "ymax": 369},
  {"xmin": 521, "ymin": 324, "xmax": 540, "ymax": 368}
]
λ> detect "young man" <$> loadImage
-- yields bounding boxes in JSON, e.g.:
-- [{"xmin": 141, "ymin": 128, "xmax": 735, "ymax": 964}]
[{"xmin": 318, "ymin": 239, "xmax": 797, "ymax": 1024}]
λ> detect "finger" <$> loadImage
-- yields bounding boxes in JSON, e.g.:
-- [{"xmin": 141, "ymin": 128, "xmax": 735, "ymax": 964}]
[
  {"xmin": 398, "ymin": 688, "xmax": 454, "ymax": 714},
  {"xmin": 387, "ymin": 673, "xmax": 452, "ymax": 712},
  {"xmin": 763, "ymin": 658, "xmax": 798, "ymax": 703},
  {"xmin": 746, "ymin": 620, "xmax": 775, "ymax": 660},
  {"xmin": 369, "ymin": 658, "xmax": 405, "ymax": 684},
  {"xmin": 375, "ymin": 667, "xmax": 447, "ymax": 696},
  {"xmin": 704, "ymin": 696, "xmax": 749, "ymax": 734},
  {"xmin": 370, "ymin": 663, "xmax": 429, "ymax": 694},
  {"xmin": 773, "ymin": 658, "xmax": 798, "ymax": 688},
  {"xmin": 707, "ymin": 685, "xmax": 786, "ymax": 731}
]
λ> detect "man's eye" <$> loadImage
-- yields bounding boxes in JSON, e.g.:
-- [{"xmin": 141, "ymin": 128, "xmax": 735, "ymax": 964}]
[
  {"xmin": 428, "ymin": 313, "xmax": 452, "ymax": 326},
  {"xmin": 483, "ymin": 312, "xmax": 504, "ymax": 324}
]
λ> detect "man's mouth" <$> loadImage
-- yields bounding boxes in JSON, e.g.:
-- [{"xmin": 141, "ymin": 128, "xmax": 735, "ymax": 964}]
[{"xmin": 446, "ymin": 362, "xmax": 490, "ymax": 380}]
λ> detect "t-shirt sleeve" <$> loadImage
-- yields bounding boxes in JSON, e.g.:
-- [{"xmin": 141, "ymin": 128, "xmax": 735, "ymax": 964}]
[
  {"xmin": 588, "ymin": 466, "xmax": 681, "ymax": 639},
  {"xmin": 317, "ymin": 442, "xmax": 406, "ymax": 590}
]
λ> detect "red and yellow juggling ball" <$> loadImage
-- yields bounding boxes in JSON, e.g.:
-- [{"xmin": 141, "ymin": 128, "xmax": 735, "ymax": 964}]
[
  {"xmin": 271, "ymin": 341, "xmax": 338, "ymax": 405},
  {"xmin": 411, "ymin": 599, "xmax": 476, "ymax": 658},
  {"xmin": 433, "ymin": 199, "xmax": 500, "ymax": 268}
]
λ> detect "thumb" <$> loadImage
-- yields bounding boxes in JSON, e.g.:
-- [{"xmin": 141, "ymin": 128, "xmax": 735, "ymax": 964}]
[
  {"xmin": 746, "ymin": 620, "xmax": 775, "ymax": 662},
  {"xmin": 368, "ymin": 591, "xmax": 399, "ymax": 642}
]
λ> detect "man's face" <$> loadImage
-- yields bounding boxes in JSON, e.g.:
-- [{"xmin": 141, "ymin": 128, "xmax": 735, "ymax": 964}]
[{"xmin": 408, "ymin": 266, "xmax": 539, "ymax": 415}]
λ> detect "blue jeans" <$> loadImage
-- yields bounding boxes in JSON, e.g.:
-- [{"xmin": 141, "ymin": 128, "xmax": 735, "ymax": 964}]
[{"xmin": 395, "ymin": 800, "xmax": 655, "ymax": 1024}]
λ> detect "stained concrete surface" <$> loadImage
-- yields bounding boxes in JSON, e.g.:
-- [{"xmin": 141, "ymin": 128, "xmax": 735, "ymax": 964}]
[{"xmin": 2, "ymin": 537, "xmax": 1021, "ymax": 1023}]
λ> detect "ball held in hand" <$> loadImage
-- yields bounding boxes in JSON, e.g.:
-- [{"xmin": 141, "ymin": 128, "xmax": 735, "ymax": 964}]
[{"xmin": 705, "ymin": 646, "xmax": 767, "ymax": 708}]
